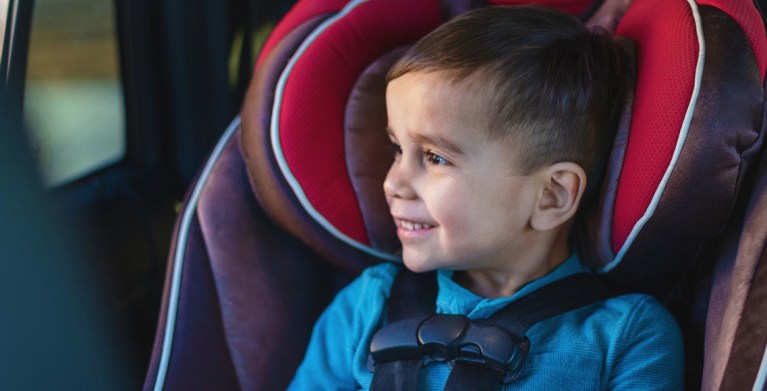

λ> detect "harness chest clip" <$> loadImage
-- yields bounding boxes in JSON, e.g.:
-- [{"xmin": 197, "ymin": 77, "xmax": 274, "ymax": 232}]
[{"xmin": 369, "ymin": 314, "xmax": 530, "ymax": 384}]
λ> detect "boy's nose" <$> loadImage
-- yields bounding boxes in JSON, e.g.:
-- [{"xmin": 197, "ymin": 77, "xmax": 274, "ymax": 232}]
[{"xmin": 383, "ymin": 161, "xmax": 417, "ymax": 200}]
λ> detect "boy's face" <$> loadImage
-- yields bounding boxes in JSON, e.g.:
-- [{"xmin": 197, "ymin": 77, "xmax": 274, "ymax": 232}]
[{"xmin": 384, "ymin": 71, "xmax": 542, "ymax": 274}]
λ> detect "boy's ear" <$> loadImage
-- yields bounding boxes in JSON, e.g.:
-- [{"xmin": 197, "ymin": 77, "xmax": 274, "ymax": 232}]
[{"xmin": 530, "ymin": 162, "xmax": 587, "ymax": 231}]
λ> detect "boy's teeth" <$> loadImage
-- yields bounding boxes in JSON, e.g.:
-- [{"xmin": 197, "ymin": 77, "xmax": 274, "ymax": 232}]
[{"xmin": 399, "ymin": 220, "xmax": 431, "ymax": 230}]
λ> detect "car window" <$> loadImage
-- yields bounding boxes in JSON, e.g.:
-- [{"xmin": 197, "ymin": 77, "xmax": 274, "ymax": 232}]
[
  {"xmin": 0, "ymin": 0, "xmax": 9, "ymax": 58},
  {"xmin": 24, "ymin": 0, "xmax": 124, "ymax": 187}
]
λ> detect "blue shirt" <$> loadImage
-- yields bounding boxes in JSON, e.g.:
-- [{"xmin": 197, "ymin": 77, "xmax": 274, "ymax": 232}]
[{"xmin": 288, "ymin": 254, "xmax": 683, "ymax": 390}]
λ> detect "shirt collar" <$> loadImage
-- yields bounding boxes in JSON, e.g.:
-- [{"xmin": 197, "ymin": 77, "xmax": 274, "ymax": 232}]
[{"xmin": 434, "ymin": 253, "xmax": 590, "ymax": 318}]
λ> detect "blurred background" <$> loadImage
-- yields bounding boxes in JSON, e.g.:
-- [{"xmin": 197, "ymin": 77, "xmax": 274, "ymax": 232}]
[{"xmin": 0, "ymin": 0, "xmax": 294, "ymax": 388}]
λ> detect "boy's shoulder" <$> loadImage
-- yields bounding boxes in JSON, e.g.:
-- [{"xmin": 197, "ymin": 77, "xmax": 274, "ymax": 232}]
[
  {"xmin": 354, "ymin": 261, "xmax": 401, "ymax": 290},
  {"xmin": 600, "ymin": 292, "xmax": 672, "ymax": 320},
  {"xmin": 341, "ymin": 261, "xmax": 402, "ymax": 300},
  {"xmin": 572, "ymin": 291, "xmax": 681, "ymax": 344},
  {"xmin": 360, "ymin": 261, "xmax": 402, "ymax": 280}
]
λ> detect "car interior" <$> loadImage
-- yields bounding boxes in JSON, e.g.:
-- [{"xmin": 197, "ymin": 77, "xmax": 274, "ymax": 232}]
[
  {"xmin": 2, "ymin": 0, "xmax": 767, "ymax": 390},
  {"xmin": 141, "ymin": 0, "xmax": 767, "ymax": 390}
]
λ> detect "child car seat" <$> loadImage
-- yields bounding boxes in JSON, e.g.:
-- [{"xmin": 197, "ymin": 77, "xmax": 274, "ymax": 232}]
[{"xmin": 143, "ymin": 0, "xmax": 767, "ymax": 390}]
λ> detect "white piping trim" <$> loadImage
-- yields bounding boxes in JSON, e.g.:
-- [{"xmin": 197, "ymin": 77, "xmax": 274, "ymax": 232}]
[
  {"xmin": 601, "ymin": 0, "xmax": 706, "ymax": 273},
  {"xmin": 270, "ymin": 0, "xmax": 399, "ymax": 262},
  {"xmin": 754, "ymin": 341, "xmax": 767, "ymax": 391},
  {"xmin": 153, "ymin": 116, "xmax": 242, "ymax": 391}
]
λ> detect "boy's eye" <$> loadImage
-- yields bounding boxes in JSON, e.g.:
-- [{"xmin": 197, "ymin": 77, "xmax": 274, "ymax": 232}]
[{"xmin": 425, "ymin": 151, "xmax": 449, "ymax": 166}]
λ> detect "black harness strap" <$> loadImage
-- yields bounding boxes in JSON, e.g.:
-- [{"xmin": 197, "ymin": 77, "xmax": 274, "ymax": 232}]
[
  {"xmin": 369, "ymin": 267, "xmax": 622, "ymax": 391},
  {"xmin": 369, "ymin": 269, "xmax": 437, "ymax": 390},
  {"xmin": 444, "ymin": 362, "xmax": 506, "ymax": 391},
  {"xmin": 387, "ymin": 267, "xmax": 439, "ymax": 321},
  {"xmin": 483, "ymin": 272, "xmax": 617, "ymax": 337},
  {"xmin": 369, "ymin": 359, "xmax": 423, "ymax": 391}
]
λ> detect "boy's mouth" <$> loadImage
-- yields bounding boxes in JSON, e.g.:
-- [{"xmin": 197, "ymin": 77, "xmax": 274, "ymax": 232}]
[{"xmin": 394, "ymin": 218, "xmax": 434, "ymax": 231}]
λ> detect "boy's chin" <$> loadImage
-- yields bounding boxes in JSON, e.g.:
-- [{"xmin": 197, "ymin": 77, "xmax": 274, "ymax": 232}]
[{"xmin": 401, "ymin": 258, "xmax": 437, "ymax": 274}]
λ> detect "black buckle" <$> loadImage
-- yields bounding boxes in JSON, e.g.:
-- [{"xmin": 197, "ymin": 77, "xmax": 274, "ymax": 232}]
[{"xmin": 368, "ymin": 314, "xmax": 529, "ymax": 384}]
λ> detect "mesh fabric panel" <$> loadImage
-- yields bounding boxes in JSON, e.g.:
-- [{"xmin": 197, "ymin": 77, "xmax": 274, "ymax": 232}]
[{"xmin": 612, "ymin": 0, "xmax": 699, "ymax": 251}]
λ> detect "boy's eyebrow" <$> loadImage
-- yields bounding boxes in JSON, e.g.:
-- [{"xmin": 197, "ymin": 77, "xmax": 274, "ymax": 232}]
[
  {"xmin": 412, "ymin": 132, "xmax": 465, "ymax": 156},
  {"xmin": 386, "ymin": 126, "xmax": 465, "ymax": 156}
]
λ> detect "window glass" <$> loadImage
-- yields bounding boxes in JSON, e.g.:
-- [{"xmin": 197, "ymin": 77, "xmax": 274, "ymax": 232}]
[
  {"xmin": 24, "ymin": 0, "xmax": 124, "ymax": 187},
  {"xmin": 0, "ymin": 0, "xmax": 9, "ymax": 57}
]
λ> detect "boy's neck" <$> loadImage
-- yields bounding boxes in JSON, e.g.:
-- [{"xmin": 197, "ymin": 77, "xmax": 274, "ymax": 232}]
[{"xmin": 453, "ymin": 228, "xmax": 572, "ymax": 298}]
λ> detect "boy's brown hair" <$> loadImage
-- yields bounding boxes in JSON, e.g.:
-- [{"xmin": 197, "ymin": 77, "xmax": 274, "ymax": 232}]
[{"xmin": 387, "ymin": 5, "xmax": 629, "ymax": 202}]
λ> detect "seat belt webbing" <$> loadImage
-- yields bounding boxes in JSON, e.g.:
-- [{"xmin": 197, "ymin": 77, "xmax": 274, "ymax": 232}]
[
  {"xmin": 369, "ymin": 358, "xmax": 422, "ymax": 391},
  {"xmin": 369, "ymin": 269, "xmax": 437, "ymax": 389},
  {"xmin": 443, "ymin": 361, "xmax": 506, "ymax": 391},
  {"xmin": 487, "ymin": 272, "xmax": 617, "ymax": 337},
  {"xmin": 387, "ymin": 267, "xmax": 438, "ymax": 322}
]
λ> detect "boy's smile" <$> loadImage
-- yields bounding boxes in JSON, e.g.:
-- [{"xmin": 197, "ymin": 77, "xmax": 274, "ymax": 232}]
[
  {"xmin": 384, "ymin": 71, "xmax": 548, "ymax": 281},
  {"xmin": 393, "ymin": 218, "xmax": 433, "ymax": 237}
]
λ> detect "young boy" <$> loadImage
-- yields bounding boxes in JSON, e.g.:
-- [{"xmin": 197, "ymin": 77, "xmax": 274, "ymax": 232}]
[{"xmin": 289, "ymin": 6, "xmax": 683, "ymax": 390}]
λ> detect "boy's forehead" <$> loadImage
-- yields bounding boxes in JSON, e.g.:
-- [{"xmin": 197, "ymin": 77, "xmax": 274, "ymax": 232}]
[
  {"xmin": 387, "ymin": 72, "xmax": 529, "ymax": 162},
  {"xmin": 387, "ymin": 71, "xmax": 495, "ymax": 118},
  {"xmin": 386, "ymin": 71, "xmax": 535, "ymax": 173},
  {"xmin": 388, "ymin": 72, "xmax": 481, "ymax": 124},
  {"xmin": 392, "ymin": 70, "xmax": 490, "ymax": 95},
  {"xmin": 389, "ymin": 71, "xmax": 513, "ymax": 139}
]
